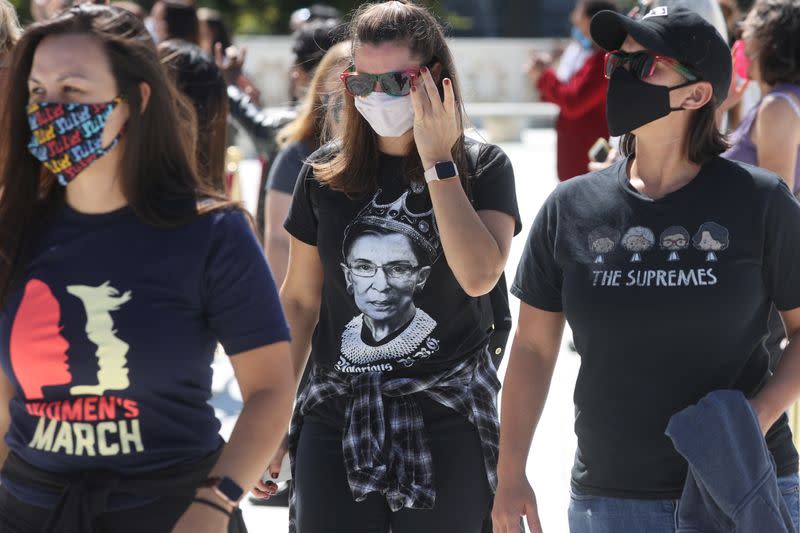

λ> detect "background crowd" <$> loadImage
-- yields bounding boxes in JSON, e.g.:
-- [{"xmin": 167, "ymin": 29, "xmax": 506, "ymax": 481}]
[{"xmin": 1, "ymin": 0, "xmax": 799, "ymax": 532}]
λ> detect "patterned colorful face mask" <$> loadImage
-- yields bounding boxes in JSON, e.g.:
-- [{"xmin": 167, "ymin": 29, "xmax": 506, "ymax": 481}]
[{"xmin": 26, "ymin": 96, "xmax": 126, "ymax": 186}]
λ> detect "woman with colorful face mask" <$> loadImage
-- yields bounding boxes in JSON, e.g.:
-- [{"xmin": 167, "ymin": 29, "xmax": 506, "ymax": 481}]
[
  {"xmin": 494, "ymin": 7, "xmax": 800, "ymax": 533},
  {"xmin": 527, "ymin": 0, "xmax": 618, "ymax": 181},
  {"xmin": 0, "ymin": 5, "xmax": 295, "ymax": 533},
  {"xmin": 259, "ymin": 2, "xmax": 521, "ymax": 531}
]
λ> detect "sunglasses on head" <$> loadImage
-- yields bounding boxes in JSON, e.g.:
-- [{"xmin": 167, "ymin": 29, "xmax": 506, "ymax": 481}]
[
  {"xmin": 604, "ymin": 50, "xmax": 698, "ymax": 82},
  {"xmin": 340, "ymin": 67, "xmax": 421, "ymax": 97}
]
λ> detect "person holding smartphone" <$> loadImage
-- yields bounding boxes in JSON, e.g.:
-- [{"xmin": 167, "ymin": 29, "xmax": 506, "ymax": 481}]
[{"xmin": 528, "ymin": 0, "xmax": 617, "ymax": 181}]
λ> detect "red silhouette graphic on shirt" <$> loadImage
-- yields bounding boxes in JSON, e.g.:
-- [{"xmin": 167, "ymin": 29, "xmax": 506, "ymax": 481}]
[{"xmin": 9, "ymin": 279, "xmax": 72, "ymax": 400}]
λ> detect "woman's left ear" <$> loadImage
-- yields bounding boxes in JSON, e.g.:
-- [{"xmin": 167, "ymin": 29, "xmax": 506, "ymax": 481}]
[
  {"xmin": 139, "ymin": 82, "xmax": 152, "ymax": 114},
  {"xmin": 681, "ymin": 81, "xmax": 714, "ymax": 110}
]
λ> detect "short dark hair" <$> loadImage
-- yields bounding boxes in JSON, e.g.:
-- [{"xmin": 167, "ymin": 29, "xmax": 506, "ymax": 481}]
[
  {"xmin": 581, "ymin": 0, "xmax": 619, "ymax": 18},
  {"xmin": 621, "ymin": 101, "xmax": 729, "ymax": 165},
  {"xmin": 291, "ymin": 18, "xmax": 344, "ymax": 73},
  {"xmin": 745, "ymin": 0, "xmax": 800, "ymax": 86},
  {"xmin": 162, "ymin": 0, "xmax": 198, "ymax": 44},
  {"xmin": 197, "ymin": 8, "xmax": 231, "ymax": 51}
]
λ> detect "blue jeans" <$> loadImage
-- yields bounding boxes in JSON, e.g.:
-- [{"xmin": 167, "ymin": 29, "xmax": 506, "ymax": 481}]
[{"xmin": 568, "ymin": 473, "xmax": 800, "ymax": 533}]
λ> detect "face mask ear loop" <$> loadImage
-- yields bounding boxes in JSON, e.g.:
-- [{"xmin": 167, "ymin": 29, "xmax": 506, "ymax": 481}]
[
  {"xmin": 668, "ymin": 80, "xmax": 701, "ymax": 112},
  {"xmin": 99, "ymin": 97, "xmax": 127, "ymax": 154}
]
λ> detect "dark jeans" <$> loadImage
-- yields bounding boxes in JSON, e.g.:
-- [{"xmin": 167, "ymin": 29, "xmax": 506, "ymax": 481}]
[
  {"xmin": 294, "ymin": 409, "xmax": 492, "ymax": 533},
  {"xmin": 0, "ymin": 484, "xmax": 247, "ymax": 533}
]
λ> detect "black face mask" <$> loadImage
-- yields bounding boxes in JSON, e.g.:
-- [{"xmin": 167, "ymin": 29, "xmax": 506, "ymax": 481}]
[{"xmin": 606, "ymin": 67, "xmax": 696, "ymax": 136}]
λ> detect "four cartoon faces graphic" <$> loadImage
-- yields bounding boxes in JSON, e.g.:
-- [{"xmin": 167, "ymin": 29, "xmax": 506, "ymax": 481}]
[{"xmin": 589, "ymin": 223, "xmax": 730, "ymax": 264}]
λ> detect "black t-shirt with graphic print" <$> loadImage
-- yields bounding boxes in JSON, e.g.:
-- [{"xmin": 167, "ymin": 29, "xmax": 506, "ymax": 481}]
[
  {"xmin": 285, "ymin": 140, "xmax": 520, "ymax": 386},
  {"xmin": 512, "ymin": 156, "xmax": 800, "ymax": 500}
]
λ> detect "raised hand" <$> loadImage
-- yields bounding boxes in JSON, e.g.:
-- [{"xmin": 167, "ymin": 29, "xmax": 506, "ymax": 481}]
[
  {"xmin": 214, "ymin": 42, "xmax": 246, "ymax": 87},
  {"xmin": 251, "ymin": 434, "xmax": 288, "ymax": 500},
  {"xmin": 410, "ymin": 66, "xmax": 462, "ymax": 172}
]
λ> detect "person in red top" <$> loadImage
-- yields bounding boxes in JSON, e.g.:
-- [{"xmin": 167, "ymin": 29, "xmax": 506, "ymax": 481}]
[{"xmin": 528, "ymin": 0, "xmax": 618, "ymax": 181}]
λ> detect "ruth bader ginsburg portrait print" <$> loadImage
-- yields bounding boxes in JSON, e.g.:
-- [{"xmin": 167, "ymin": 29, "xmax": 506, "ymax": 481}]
[{"xmin": 336, "ymin": 189, "xmax": 442, "ymax": 373}]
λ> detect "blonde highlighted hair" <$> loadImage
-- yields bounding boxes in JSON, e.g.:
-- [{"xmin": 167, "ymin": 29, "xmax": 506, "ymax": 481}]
[{"xmin": 0, "ymin": 0, "xmax": 22, "ymax": 53}]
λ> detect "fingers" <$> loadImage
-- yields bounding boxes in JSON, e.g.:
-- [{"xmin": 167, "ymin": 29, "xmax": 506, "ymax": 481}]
[
  {"xmin": 213, "ymin": 42, "xmax": 223, "ymax": 68},
  {"xmin": 267, "ymin": 459, "xmax": 282, "ymax": 481},
  {"xmin": 410, "ymin": 76, "xmax": 428, "ymax": 119},
  {"xmin": 252, "ymin": 480, "xmax": 278, "ymax": 500},
  {"xmin": 492, "ymin": 513, "xmax": 523, "ymax": 533},
  {"xmin": 420, "ymin": 67, "xmax": 443, "ymax": 112},
  {"xmin": 526, "ymin": 511, "xmax": 543, "ymax": 533},
  {"xmin": 442, "ymin": 77, "xmax": 456, "ymax": 117},
  {"xmin": 226, "ymin": 46, "xmax": 244, "ymax": 70}
]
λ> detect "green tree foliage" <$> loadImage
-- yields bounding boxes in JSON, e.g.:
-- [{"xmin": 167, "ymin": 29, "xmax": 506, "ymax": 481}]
[{"xmin": 8, "ymin": 0, "xmax": 31, "ymax": 24}]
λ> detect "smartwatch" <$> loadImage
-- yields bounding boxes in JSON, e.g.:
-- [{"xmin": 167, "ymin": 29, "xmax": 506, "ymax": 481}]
[
  {"xmin": 424, "ymin": 161, "xmax": 458, "ymax": 183},
  {"xmin": 200, "ymin": 476, "xmax": 244, "ymax": 510}
]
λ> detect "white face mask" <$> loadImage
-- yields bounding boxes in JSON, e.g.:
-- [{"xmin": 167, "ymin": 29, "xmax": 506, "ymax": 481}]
[{"xmin": 354, "ymin": 92, "xmax": 415, "ymax": 138}]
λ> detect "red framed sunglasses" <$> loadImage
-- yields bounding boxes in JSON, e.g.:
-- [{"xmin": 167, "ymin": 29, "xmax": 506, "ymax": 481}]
[
  {"xmin": 340, "ymin": 67, "xmax": 420, "ymax": 97},
  {"xmin": 604, "ymin": 50, "xmax": 698, "ymax": 82}
]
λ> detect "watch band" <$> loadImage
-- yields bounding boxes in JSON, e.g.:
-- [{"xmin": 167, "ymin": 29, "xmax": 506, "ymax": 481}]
[
  {"xmin": 199, "ymin": 476, "xmax": 243, "ymax": 510},
  {"xmin": 424, "ymin": 160, "xmax": 458, "ymax": 183},
  {"xmin": 193, "ymin": 496, "xmax": 233, "ymax": 516}
]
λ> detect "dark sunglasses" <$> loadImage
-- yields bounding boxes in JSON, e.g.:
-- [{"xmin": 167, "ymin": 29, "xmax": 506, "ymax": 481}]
[
  {"xmin": 340, "ymin": 67, "xmax": 421, "ymax": 97},
  {"xmin": 604, "ymin": 50, "xmax": 698, "ymax": 82}
]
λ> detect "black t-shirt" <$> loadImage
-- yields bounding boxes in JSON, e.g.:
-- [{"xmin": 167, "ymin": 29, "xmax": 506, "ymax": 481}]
[
  {"xmin": 266, "ymin": 140, "xmax": 314, "ymax": 196},
  {"xmin": 285, "ymin": 140, "xmax": 521, "ymax": 383},
  {"xmin": 511, "ymin": 156, "xmax": 800, "ymax": 499}
]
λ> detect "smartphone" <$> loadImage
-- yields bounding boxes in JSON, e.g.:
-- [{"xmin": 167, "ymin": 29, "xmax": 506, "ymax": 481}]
[
  {"xmin": 261, "ymin": 452, "xmax": 292, "ymax": 484},
  {"xmin": 588, "ymin": 137, "xmax": 612, "ymax": 163}
]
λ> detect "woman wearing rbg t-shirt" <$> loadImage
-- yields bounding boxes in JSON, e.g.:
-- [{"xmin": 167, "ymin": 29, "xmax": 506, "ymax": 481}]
[
  {"xmin": 253, "ymin": 2, "xmax": 520, "ymax": 531},
  {"xmin": 494, "ymin": 7, "xmax": 800, "ymax": 533},
  {"xmin": 0, "ymin": 6, "xmax": 294, "ymax": 532}
]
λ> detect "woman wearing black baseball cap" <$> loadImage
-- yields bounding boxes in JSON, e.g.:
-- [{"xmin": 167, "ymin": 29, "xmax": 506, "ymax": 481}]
[{"xmin": 494, "ymin": 6, "xmax": 800, "ymax": 533}]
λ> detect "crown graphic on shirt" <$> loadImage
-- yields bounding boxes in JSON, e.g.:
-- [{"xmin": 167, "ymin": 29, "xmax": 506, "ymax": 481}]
[{"xmin": 345, "ymin": 189, "xmax": 441, "ymax": 264}]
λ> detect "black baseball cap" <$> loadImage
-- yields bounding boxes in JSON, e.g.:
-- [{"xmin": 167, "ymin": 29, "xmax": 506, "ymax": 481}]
[{"xmin": 590, "ymin": 6, "xmax": 731, "ymax": 105}]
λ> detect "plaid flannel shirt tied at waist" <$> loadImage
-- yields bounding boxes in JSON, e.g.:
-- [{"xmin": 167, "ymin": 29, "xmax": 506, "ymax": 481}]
[{"xmin": 289, "ymin": 349, "xmax": 501, "ymax": 512}]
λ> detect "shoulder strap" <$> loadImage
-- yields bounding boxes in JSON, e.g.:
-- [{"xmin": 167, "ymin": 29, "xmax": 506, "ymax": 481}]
[
  {"xmin": 770, "ymin": 92, "xmax": 800, "ymax": 118},
  {"xmin": 465, "ymin": 139, "xmax": 513, "ymax": 368}
]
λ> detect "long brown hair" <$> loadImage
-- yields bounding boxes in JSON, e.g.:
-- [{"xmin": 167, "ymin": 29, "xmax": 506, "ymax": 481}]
[
  {"xmin": 278, "ymin": 40, "xmax": 351, "ymax": 150},
  {"xmin": 311, "ymin": 0, "xmax": 470, "ymax": 196},
  {"xmin": 159, "ymin": 39, "xmax": 229, "ymax": 193},
  {"xmin": 0, "ymin": 4, "xmax": 232, "ymax": 305}
]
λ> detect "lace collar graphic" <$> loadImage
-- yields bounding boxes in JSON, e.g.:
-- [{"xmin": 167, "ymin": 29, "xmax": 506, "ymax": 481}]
[{"xmin": 340, "ymin": 309, "xmax": 437, "ymax": 366}]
